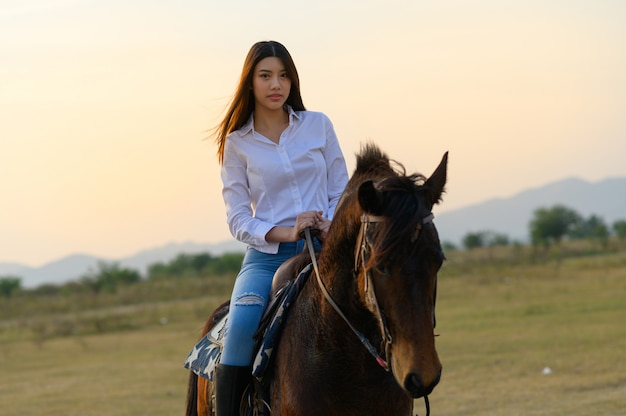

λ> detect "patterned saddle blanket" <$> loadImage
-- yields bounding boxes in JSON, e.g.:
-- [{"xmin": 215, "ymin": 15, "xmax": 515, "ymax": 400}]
[{"xmin": 183, "ymin": 263, "xmax": 312, "ymax": 381}]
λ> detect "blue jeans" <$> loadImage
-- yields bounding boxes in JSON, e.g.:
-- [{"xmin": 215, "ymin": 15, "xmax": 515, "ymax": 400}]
[{"xmin": 220, "ymin": 239, "xmax": 319, "ymax": 366}]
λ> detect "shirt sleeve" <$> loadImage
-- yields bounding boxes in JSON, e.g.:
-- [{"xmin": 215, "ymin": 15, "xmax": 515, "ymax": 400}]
[
  {"xmin": 221, "ymin": 138, "xmax": 277, "ymax": 249},
  {"xmin": 321, "ymin": 115, "xmax": 349, "ymax": 220}
]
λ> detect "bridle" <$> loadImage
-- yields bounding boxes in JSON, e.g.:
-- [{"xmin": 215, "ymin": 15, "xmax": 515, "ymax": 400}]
[
  {"xmin": 303, "ymin": 211, "xmax": 436, "ymax": 415},
  {"xmin": 353, "ymin": 213, "xmax": 434, "ymax": 359}
]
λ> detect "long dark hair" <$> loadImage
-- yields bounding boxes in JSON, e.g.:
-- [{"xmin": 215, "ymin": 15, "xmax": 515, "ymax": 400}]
[{"xmin": 215, "ymin": 41, "xmax": 306, "ymax": 164}]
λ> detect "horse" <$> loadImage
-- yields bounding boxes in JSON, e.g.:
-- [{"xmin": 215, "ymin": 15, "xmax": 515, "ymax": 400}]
[{"xmin": 186, "ymin": 143, "xmax": 448, "ymax": 416}]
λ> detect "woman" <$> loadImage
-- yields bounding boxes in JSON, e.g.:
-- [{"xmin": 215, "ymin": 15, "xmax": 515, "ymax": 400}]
[{"xmin": 213, "ymin": 40, "xmax": 349, "ymax": 415}]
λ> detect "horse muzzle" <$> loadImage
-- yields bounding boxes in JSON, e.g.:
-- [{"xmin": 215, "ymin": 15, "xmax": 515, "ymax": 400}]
[
  {"xmin": 404, "ymin": 367, "xmax": 441, "ymax": 398},
  {"xmin": 392, "ymin": 345, "xmax": 442, "ymax": 398}
]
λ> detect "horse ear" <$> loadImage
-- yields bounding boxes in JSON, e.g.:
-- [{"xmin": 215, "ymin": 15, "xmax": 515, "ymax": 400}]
[
  {"xmin": 424, "ymin": 152, "xmax": 448, "ymax": 206},
  {"xmin": 358, "ymin": 180, "xmax": 384, "ymax": 215}
]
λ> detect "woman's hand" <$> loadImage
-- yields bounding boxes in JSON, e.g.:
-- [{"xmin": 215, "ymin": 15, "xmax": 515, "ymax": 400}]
[
  {"xmin": 293, "ymin": 210, "xmax": 323, "ymax": 241},
  {"xmin": 265, "ymin": 210, "xmax": 326, "ymax": 243}
]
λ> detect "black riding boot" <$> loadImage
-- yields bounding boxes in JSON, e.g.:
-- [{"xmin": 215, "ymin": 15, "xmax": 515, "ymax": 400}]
[{"xmin": 215, "ymin": 364, "xmax": 251, "ymax": 416}]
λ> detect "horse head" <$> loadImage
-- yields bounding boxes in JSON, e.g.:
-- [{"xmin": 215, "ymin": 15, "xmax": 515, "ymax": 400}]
[{"xmin": 353, "ymin": 148, "xmax": 447, "ymax": 398}]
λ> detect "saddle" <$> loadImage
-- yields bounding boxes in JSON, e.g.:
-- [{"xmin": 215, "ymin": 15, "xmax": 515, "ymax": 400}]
[{"xmin": 183, "ymin": 253, "xmax": 313, "ymax": 382}]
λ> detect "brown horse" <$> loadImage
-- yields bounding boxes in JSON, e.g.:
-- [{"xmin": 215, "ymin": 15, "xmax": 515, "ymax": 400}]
[{"xmin": 186, "ymin": 143, "xmax": 447, "ymax": 415}]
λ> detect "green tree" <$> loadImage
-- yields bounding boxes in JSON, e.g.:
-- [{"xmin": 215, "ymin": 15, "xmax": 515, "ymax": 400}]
[
  {"xmin": 529, "ymin": 205, "xmax": 582, "ymax": 247},
  {"xmin": 81, "ymin": 262, "xmax": 141, "ymax": 294},
  {"xmin": 462, "ymin": 232, "xmax": 485, "ymax": 250},
  {"xmin": 147, "ymin": 252, "xmax": 244, "ymax": 280},
  {"xmin": 0, "ymin": 276, "xmax": 22, "ymax": 298},
  {"xmin": 613, "ymin": 220, "xmax": 626, "ymax": 240},
  {"xmin": 442, "ymin": 241, "xmax": 458, "ymax": 252},
  {"xmin": 569, "ymin": 215, "xmax": 605, "ymax": 238},
  {"xmin": 569, "ymin": 214, "xmax": 610, "ymax": 248},
  {"xmin": 147, "ymin": 262, "xmax": 169, "ymax": 280},
  {"xmin": 192, "ymin": 253, "xmax": 213, "ymax": 273},
  {"xmin": 207, "ymin": 252, "xmax": 244, "ymax": 275},
  {"xmin": 462, "ymin": 231, "xmax": 510, "ymax": 250},
  {"xmin": 165, "ymin": 253, "xmax": 212, "ymax": 277},
  {"xmin": 485, "ymin": 231, "xmax": 510, "ymax": 247}
]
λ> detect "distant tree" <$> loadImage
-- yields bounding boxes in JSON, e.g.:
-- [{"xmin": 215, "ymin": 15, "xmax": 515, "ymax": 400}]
[
  {"xmin": 613, "ymin": 220, "xmax": 626, "ymax": 240},
  {"xmin": 146, "ymin": 262, "xmax": 167, "ymax": 280},
  {"xmin": 593, "ymin": 223, "xmax": 610, "ymax": 248},
  {"xmin": 529, "ymin": 205, "xmax": 582, "ymax": 247},
  {"xmin": 166, "ymin": 253, "xmax": 214, "ymax": 277},
  {"xmin": 192, "ymin": 253, "xmax": 213, "ymax": 272},
  {"xmin": 81, "ymin": 262, "xmax": 140, "ymax": 294},
  {"xmin": 165, "ymin": 254, "xmax": 196, "ymax": 276},
  {"xmin": 485, "ymin": 231, "xmax": 510, "ymax": 247},
  {"xmin": 569, "ymin": 215, "xmax": 606, "ymax": 239},
  {"xmin": 569, "ymin": 215, "xmax": 610, "ymax": 248},
  {"xmin": 0, "ymin": 276, "xmax": 22, "ymax": 298},
  {"xmin": 462, "ymin": 232, "xmax": 486, "ymax": 250},
  {"xmin": 462, "ymin": 231, "xmax": 510, "ymax": 250},
  {"xmin": 147, "ymin": 252, "xmax": 243, "ymax": 280},
  {"xmin": 207, "ymin": 252, "xmax": 244, "ymax": 275},
  {"xmin": 442, "ymin": 241, "xmax": 458, "ymax": 252},
  {"xmin": 31, "ymin": 283, "xmax": 62, "ymax": 296}
]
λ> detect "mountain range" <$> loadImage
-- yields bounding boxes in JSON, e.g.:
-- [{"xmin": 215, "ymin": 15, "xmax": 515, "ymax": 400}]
[
  {"xmin": 0, "ymin": 240, "xmax": 246, "ymax": 289},
  {"xmin": 435, "ymin": 176, "xmax": 626, "ymax": 245},
  {"xmin": 1, "ymin": 176, "xmax": 624, "ymax": 289}
]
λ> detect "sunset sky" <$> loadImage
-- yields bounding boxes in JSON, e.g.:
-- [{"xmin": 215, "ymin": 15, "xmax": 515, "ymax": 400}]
[{"xmin": 2, "ymin": 0, "xmax": 625, "ymax": 266}]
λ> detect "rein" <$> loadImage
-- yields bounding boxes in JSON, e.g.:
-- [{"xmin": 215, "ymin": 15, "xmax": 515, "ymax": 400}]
[{"xmin": 303, "ymin": 228, "xmax": 389, "ymax": 370}]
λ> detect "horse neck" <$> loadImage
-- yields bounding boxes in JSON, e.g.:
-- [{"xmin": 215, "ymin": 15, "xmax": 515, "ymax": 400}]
[{"xmin": 315, "ymin": 215, "xmax": 365, "ymax": 318}]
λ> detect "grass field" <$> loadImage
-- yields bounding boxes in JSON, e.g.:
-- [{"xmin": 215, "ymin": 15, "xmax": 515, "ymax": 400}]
[
  {"xmin": 1, "ymin": 245, "xmax": 625, "ymax": 415},
  {"xmin": 429, "ymin": 249, "xmax": 626, "ymax": 416}
]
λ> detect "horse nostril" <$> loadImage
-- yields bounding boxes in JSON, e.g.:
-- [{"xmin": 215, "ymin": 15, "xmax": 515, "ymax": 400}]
[
  {"xmin": 404, "ymin": 372, "xmax": 441, "ymax": 398},
  {"xmin": 404, "ymin": 374, "xmax": 425, "ymax": 398}
]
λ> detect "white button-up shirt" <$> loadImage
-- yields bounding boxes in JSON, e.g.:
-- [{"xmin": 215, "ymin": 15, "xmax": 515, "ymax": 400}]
[{"xmin": 221, "ymin": 107, "xmax": 349, "ymax": 254}]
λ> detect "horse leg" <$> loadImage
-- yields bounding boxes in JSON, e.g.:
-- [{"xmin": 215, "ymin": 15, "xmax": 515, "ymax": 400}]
[
  {"xmin": 188, "ymin": 302, "xmax": 230, "ymax": 416},
  {"xmin": 184, "ymin": 371, "xmax": 214, "ymax": 416},
  {"xmin": 185, "ymin": 371, "xmax": 199, "ymax": 416},
  {"xmin": 197, "ymin": 375, "xmax": 212, "ymax": 416}
]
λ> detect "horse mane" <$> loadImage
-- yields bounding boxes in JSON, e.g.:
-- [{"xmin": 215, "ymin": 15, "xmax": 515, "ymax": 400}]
[
  {"xmin": 353, "ymin": 143, "xmax": 427, "ymax": 185},
  {"xmin": 354, "ymin": 143, "xmax": 395, "ymax": 177},
  {"xmin": 349, "ymin": 143, "xmax": 431, "ymax": 271}
]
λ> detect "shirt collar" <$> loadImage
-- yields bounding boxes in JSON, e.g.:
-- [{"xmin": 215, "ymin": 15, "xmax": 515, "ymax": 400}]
[{"xmin": 237, "ymin": 105, "xmax": 301, "ymax": 137}]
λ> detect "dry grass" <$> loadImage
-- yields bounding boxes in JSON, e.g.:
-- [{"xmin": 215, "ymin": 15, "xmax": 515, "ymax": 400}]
[
  {"xmin": 425, "ymin": 249, "xmax": 626, "ymax": 415},
  {"xmin": 1, "ymin": 246, "xmax": 625, "ymax": 415},
  {"xmin": 0, "ymin": 297, "xmax": 220, "ymax": 416}
]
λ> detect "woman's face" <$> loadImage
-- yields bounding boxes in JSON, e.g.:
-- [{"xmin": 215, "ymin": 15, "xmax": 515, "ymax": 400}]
[{"xmin": 252, "ymin": 57, "xmax": 292, "ymax": 112}]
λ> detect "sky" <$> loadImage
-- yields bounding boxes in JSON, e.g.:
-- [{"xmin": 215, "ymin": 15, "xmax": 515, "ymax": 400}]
[{"xmin": 1, "ymin": 0, "xmax": 625, "ymax": 266}]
